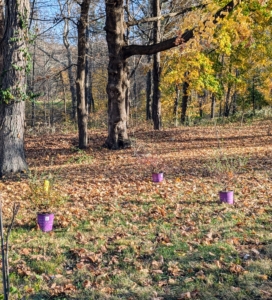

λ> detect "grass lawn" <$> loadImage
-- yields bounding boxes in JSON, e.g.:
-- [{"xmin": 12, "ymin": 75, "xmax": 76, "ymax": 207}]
[{"xmin": 0, "ymin": 121, "xmax": 271, "ymax": 299}]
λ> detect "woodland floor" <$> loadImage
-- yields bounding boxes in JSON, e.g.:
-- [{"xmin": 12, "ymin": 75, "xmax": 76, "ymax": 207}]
[{"xmin": 0, "ymin": 120, "xmax": 272, "ymax": 299}]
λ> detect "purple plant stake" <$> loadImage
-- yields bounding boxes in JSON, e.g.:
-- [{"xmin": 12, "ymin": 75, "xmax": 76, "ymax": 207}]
[
  {"xmin": 37, "ymin": 213, "xmax": 54, "ymax": 232},
  {"xmin": 219, "ymin": 191, "xmax": 234, "ymax": 204},
  {"xmin": 152, "ymin": 173, "xmax": 163, "ymax": 183}
]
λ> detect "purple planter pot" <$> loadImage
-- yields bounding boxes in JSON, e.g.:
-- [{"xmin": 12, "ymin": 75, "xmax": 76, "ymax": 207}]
[
  {"xmin": 219, "ymin": 191, "xmax": 234, "ymax": 204},
  {"xmin": 152, "ymin": 172, "xmax": 163, "ymax": 183},
  {"xmin": 37, "ymin": 213, "xmax": 54, "ymax": 232}
]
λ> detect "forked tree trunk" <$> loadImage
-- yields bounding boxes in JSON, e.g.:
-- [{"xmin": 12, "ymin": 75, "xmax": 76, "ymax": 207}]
[
  {"xmin": 0, "ymin": 0, "xmax": 29, "ymax": 176},
  {"xmin": 104, "ymin": 0, "xmax": 130, "ymax": 149},
  {"xmin": 76, "ymin": 0, "xmax": 91, "ymax": 149},
  {"xmin": 103, "ymin": 0, "xmax": 238, "ymax": 149}
]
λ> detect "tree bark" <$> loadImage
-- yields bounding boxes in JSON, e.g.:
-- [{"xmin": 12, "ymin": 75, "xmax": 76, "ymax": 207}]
[
  {"xmin": 152, "ymin": 0, "xmax": 161, "ymax": 130},
  {"xmin": 0, "ymin": 0, "xmax": 29, "ymax": 176},
  {"xmin": 76, "ymin": 0, "xmax": 91, "ymax": 149},
  {"xmin": 104, "ymin": 0, "xmax": 130, "ymax": 149}
]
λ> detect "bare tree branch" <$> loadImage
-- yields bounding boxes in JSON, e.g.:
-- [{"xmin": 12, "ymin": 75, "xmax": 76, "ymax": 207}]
[
  {"xmin": 123, "ymin": 0, "xmax": 237, "ymax": 58},
  {"xmin": 36, "ymin": 46, "xmax": 67, "ymax": 67},
  {"xmin": 126, "ymin": 4, "xmax": 207, "ymax": 27}
]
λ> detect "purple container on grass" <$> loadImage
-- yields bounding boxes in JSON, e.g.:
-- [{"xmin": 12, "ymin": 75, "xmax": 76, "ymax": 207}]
[
  {"xmin": 152, "ymin": 172, "xmax": 163, "ymax": 183},
  {"xmin": 219, "ymin": 191, "xmax": 234, "ymax": 205},
  {"xmin": 37, "ymin": 213, "xmax": 54, "ymax": 232}
]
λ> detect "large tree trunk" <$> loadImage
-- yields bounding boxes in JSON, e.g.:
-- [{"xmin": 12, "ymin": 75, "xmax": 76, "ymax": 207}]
[
  {"xmin": 0, "ymin": 102, "xmax": 27, "ymax": 177},
  {"xmin": 104, "ymin": 0, "xmax": 130, "ymax": 149},
  {"xmin": 0, "ymin": 0, "xmax": 29, "ymax": 176},
  {"xmin": 152, "ymin": 0, "xmax": 161, "ymax": 130},
  {"xmin": 76, "ymin": 0, "xmax": 91, "ymax": 149}
]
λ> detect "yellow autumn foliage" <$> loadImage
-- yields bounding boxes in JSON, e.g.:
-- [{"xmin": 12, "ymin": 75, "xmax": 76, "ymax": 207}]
[{"xmin": 160, "ymin": 0, "xmax": 272, "ymax": 120}]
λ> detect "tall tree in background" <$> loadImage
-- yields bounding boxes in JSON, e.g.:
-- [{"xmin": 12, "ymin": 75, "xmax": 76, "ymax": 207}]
[
  {"xmin": 0, "ymin": 0, "xmax": 30, "ymax": 176},
  {"xmin": 152, "ymin": 0, "xmax": 161, "ymax": 130},
  {"xmin": 62, "ymin": 0, "xmax": 77, "ymax": 120},
  {"xmin": 85, "ymin": 24, "xmax": 95, "ymax": 114},
  {"xmin": 76, "ymin": 0, "xmax": 91, "ymax": 149}
]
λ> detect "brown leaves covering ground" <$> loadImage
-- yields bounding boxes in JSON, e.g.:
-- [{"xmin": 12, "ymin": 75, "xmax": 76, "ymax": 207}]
[{"xmin": 0, "ymin": 120, "xmax": 272, "ymax": 299}]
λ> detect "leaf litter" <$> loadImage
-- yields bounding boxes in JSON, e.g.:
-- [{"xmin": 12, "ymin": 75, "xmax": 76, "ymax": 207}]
[{"xmin": 0, "ymin": 121, "xmax": 271, "ymax": 299}]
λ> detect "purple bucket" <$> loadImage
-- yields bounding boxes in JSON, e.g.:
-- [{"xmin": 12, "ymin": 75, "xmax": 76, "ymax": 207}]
[
  {"xmin": 219, "ymin": 191, "xmax": 234, "ymax": 204},
  {"xmin": 37, "ymin": 213, "xmax": 54, "ymax": 232},
  {"xmin": 152, "ymin": 172, "xmax": 163, "ymax": 183}
]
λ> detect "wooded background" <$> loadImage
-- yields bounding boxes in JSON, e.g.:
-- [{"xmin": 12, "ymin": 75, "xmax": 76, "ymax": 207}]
[
  {"xmin": 0, "ymin": 0, "xmax": 271, "ymax": 174},
  {"xmin": 22, "ymin": 0, "xmax": 272, "ymax": 126}
]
